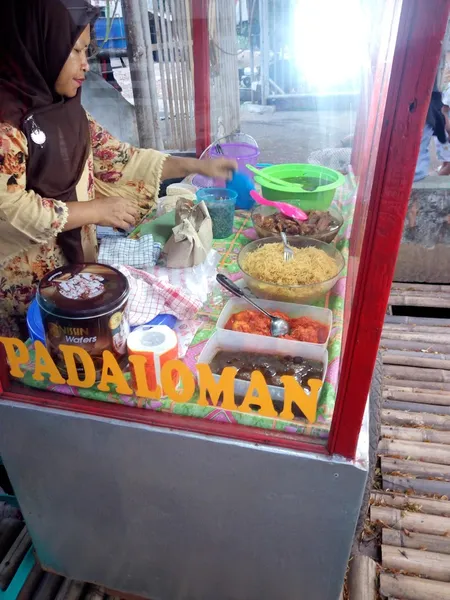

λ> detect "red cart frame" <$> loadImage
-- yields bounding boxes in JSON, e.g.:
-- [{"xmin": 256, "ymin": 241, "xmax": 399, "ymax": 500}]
[{"xmin": 1, "ymin": 0, "xmax": 449, "ymax": 461}]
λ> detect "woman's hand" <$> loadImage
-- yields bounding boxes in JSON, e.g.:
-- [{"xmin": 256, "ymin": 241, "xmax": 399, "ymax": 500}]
[
  {"xmin": 91, "ymin": 197, "xmax": 140, "ymax": 229},
  {"xmin": 199, "ymin": 158, "xmax": 238, "ymax": 181},
  {"xmin": 64, "ymin": 197, "xmax": 141, "ymax": 232},
  {"xmin": 161, "ymin": 155, "xmax": 238, "ymax": 181}
]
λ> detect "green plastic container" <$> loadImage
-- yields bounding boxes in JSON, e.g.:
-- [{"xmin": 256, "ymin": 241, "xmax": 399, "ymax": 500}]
[{"xmin": 254, "ymin": 163, "xmax": 345, "ymax": 211}]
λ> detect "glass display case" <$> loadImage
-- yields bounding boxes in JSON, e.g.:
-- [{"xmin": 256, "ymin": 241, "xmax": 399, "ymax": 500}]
[{"xmin": 0, "ymin": 1, "xmax": 448, "ymax": 599}]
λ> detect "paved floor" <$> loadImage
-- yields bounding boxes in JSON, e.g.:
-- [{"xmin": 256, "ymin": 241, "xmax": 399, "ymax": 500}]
[{"xmin": 240, "ymin": 108, "xmax": 356, "ymax": 164}]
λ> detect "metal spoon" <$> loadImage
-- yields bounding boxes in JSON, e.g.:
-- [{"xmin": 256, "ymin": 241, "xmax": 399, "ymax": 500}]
[{"xmin": 216, "ymin": 274, "xmax": 290, "ymax": 337}]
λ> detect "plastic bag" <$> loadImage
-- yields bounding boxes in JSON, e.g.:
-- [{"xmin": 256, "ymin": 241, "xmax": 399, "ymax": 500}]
[
  {"xmin": 164, "ymin": 199, "xmax": 213, "ymax": 268},
  {"xmin": 146, "ymin": 249, "xmax": 220, "ymax": 303}
]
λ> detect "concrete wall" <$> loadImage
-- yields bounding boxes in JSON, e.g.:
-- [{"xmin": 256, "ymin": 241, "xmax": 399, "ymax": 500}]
[
  {"xmin": 395, "ymin": 176, "xmax": 450, "ymax": 283},
  {"xmin": 0, "ymin": 401, "xmax": 367, "ymax": 600},
  {"xmin": 82, "ymin": 71, "xmax": 139, "ymax": 146}
]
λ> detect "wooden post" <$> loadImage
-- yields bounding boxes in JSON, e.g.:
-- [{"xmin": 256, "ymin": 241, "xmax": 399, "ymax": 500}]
[
  {"xmin": 122, "ymin": 0, "xmax": 163, "ymax": 148},
  {"xmin": 192, "ymin": 0, "xmax": 211, "ymax": 156}
]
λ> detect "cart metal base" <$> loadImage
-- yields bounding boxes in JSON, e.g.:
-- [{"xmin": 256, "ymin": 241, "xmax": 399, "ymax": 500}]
[{"xmin": 0, "ymin": 401, "xmax": 367, "ymax": 600}]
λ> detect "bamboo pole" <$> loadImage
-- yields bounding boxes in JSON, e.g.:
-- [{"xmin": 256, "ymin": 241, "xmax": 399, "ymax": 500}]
[
  {"xmin": 384, "ymin": 399, "xmax": 450, "ymax": 414},
  {"xmin": 391, "ymin": 283, "xmax": 450, "ymax": 292},
  {"xmin": 379, "ymin": 438, "xmax": 450, "ymax": 464},
  {"xmin": 175, "ymin": 0, "xmax": 195, "ymax": 147},
  {"xmin": 84, "ymin": 586, "xmax": 106, "ymax": 600},
  {"xmin": 139, "ymin": 0, "xmax": 163, "ymax": 149},
  {"xmin": 0, "ymin": 518, "xmax": 23, "ymax": 563},
  {"xmin": 390, "ymin": 291, "xmax": 450, "ymax": 300},
  {"xmin": 380, "ymin": 572, "xmax": 450, "ymax": 600},
  {"xmin": 382, "ymin": 352, "xmax": 450, "ymax": 369},
  {"xmin": 382, "ymin": 389, "xmax": 450, "ymax": 405},
  {"xmin": 153, "ymin": 0, "xmax": 176, "ymax": 147},
  {"xmin": 383, "ymin": 379, "xmax": 450, "ymax": 391},
  {"xmin": 383, "ymin": 473, "xmax": 450, "ymax": 496},
  {"xmin": 383, "ymin": 528, "xmax": 450, "ymax": 554},
  {"xmin": 389, "ymin": 294, "xmax": 450, "ymax": 308},
  {"xmin": 161, "ymin": 0, "xmax": 180, "ymax": 150},
  {"xmin": 371, "ymin": 505, "xmax": 450, "ymax": 535},
  {"xmin": 16, "ymin": 563, "xmax": 44, "ymax": 600},
  {"xmin": 382, "ymin": 330, "xmax": 450, "ymax": 344},
  {"xmin": 383, "ymin": 325, "xmax": 450, "ymax": 335},
  {"xmin": 384, "ymin": 365, "xmax": 450, "ymax": 382},
  {"xmin": 259, "ymin": 0, "xmax": 269, "ymax": 105},
  {"xmin": 54, "ymin": 580, "xmax": 86, "ymax": 600},
  {"xmin": 382, "ymin": 408, "xmax": 450, "ymax": 429},
  {"xmin": 382, "ymin": 455, "xmax": 450, "ymax": 478},
  {"xmin": 384, "ymin": 385, "xmax": 450, "ymax": 397},
  {"xmin": 380, "ymin": 338, "xmax": 450, "ymax": 353},
  {"xmin": 383, "ymin": 388, "xmax": 450, "ymax": 406},
  {"xmin": 0, "ymin": 528, "xmax": 32, "ymax": 589},
  {"xmin": 381, "ymin": 425, "xmax": 450, "ymax": 444},
  {"xmin": 183, "ymin": 0, "xmax": 195, "ymax": 145},
  {"xmin": 122, "ymin": 0, "xmax": 161, "ymax": 148},
  {"xmin": 165, "ymin": 0, "xmax": 186, "ymax": 149},
  {"xmin": 66, "ymin": 582, "xmax": 87, "ymax": 600},
  {"xmin": 382, "ymin": 545, "xmax": 450, "ymax": 582},
  {"xmin": 347, "ymin": 555, "xmax": 377, "ymax": 600},
  {"xmin": 55, "ymin": 580, "xmax": 73, "ymax": 600},
  {"xmin": 371, "ymin": 491, "xmax": 450, "ymax": 516},
  {"xmin": 151, "ymin": 0, "xmax": 170, "ymax": 144},
  {"xmin": 32, "ymin": 573, "xmax": 65, "ymax": 600},
  {"xmin": 173, "ymin": 0, "xmax": 190, "ymax": 149},
  {"xmin": 385, "ymin": 315, "xmax": 450, "ymax": 326}
]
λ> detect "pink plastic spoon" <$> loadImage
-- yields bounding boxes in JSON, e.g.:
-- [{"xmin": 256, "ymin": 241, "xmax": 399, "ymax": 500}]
[{"xmin": 250, "ymin": 190, "xmax": 308, "ymax": 221}]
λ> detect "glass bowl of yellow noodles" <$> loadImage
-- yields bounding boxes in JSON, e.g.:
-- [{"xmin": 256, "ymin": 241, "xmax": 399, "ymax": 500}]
[{"xmin": 237, "ymin": 236, "xmax": 345, "ymax": 304}]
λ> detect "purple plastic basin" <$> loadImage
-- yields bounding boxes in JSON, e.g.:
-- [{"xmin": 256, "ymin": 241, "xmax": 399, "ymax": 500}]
[{"xmin": 193, "ymin": 142, "xmax": 260, "ymax": 189}]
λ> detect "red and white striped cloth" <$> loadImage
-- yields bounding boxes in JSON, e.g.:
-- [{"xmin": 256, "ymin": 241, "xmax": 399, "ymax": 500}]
[{"xmin": 117, "ymin": 266, "xmax": 202, "ymax": 328}]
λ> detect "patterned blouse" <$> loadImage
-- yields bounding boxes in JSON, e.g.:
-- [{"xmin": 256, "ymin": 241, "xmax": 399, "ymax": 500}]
[{"xmin": 0, "ymin": 113, "xmax": 167, "ymax": 337}]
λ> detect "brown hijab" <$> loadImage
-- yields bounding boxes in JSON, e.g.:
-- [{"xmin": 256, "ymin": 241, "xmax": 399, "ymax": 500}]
[{"xmin": 0, "ymin": 0, "xmax": 99, "ymax": 263}]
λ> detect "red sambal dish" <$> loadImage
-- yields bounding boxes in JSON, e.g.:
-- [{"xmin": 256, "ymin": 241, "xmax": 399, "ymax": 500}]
[{"xmin": 225, "ymin": 310, "xmax": 328, "ymax": 344}]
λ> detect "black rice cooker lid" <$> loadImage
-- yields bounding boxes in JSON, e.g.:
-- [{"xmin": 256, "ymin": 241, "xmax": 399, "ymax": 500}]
[{"xmin": 37, "ymin": 263, "xmax": 129, "ymax": 319}]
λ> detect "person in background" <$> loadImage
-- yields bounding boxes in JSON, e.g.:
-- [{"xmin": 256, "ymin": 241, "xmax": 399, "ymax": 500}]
[
  {"xmin": 435, "ymin": 83, "xmax": 450, "ymax": 176},
  {"xmin": 0, "ymin": 0, "xmax": 237, "ymax": 338},
  {"xmin": 415, "ymin": 91, "xmax": 448, "ymax": 181}
]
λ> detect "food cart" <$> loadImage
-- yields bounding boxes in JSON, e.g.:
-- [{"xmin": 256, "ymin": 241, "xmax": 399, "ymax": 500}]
[{"xmin": 0, "ymin": 1, "xmax": 449, "ymax": 599}]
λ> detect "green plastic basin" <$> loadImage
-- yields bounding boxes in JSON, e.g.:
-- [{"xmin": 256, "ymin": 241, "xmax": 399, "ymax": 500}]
[{"xmin": 254, "ymin": 163, "xmax": 345, "ymax": 211}]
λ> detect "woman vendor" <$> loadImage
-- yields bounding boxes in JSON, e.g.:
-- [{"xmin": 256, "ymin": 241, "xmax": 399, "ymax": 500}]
[{"xmin": 0, "ymin": 0, "xmax": 237, "ymax": 338}]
